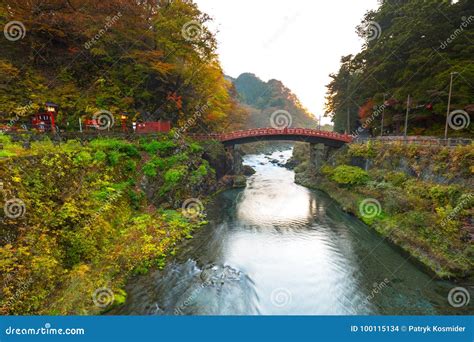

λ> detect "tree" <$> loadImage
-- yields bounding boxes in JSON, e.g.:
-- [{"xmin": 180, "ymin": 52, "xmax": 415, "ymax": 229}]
[
  {"xmin": 325, "ymin": 0, "xmax": 474, "ymax": 136},
  {"xmin": 0, "ymin": 0, "xmax": 240, "ymax": 132}
]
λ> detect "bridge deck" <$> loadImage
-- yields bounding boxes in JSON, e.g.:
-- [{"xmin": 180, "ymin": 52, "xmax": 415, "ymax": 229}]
[{"xmin": 190, "ymin": 128, "xmax": 352, "ymax": 146}]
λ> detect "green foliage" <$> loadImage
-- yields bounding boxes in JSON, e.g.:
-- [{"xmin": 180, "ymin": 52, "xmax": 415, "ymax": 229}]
[
  {"xmin": 384, "ymin": 171, "xmax": 408, "ymax": 187},
  {"xmin": 164, "ymin": 167, "xmax": 186, "ymax": 185},
  {"xmin": 326, "ymin": 0, "xmax": 474, "ymax": 137},
  {"xmin": 294, "ymin": 162, "xmax": 309, "ymax": 174},
  {"xmin": 330, "ymin": 165, "xmax": 369, "ymax": 186},
  {"xmin": 190, "ymin": 161, "xmax": 214, "ymax": 185},
  {"xmin": 189, "ymin": 142, "xmax": 203, "ymax": 153},
  {"xmin": 0, "ymin": 0, "xmax": 240, "ymax": 132},
  {"xmin": 128, "ymin": 189, "xmax": 145, "ymax": 210},
  {"xmin": 62, "ymin": 229, "xmax": 97, "ymax": 268},
  {"xmin": 93, "ymin": 150, "xmax": 107, "ymax": 163},
  {"xmin": 429, "ymin": 185, "xmax": 460, "ymax": 207},
  {"xmin": 107, "ymin": 151, "xmax": 121, "ymax": 166},
  {"xmin": 348, "ymin": 142, "xmax": 379, "ymax": 158},
  {"xmin": 0, "ymin": 136, "xmax": 212, "ymax": 314},
  {"xmin": 141, "ymin": 140, "xmax": 177, "ymax": 155},
  {"xmin": 309, "ymin": 142, "xmax": 473, "ymax": 278},
  {"xmin": 320, "ymin": 165, "xmax": 334, "ymax": 176},
  {"xmin": 0, "ymin": 150, "xmax": 16, "ymax": 158},
  {"xmin": 233, "ymin": 73, "xmax": 316, "ymax": 128},
  {"xmin": 73, "ymin": 151, "xmax": 92, "ymax": 166},
  {"xmin": 143, "ymin": 157, "xmax": 163, "ymax": 177},
  {"xmin": 0, "ymin": 133, "xmax": 12, "ymax": 144}
]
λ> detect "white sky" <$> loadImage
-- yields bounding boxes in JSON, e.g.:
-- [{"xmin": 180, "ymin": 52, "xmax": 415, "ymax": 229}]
[{"xmin": 195, "ymin": 0, "xmax": 379, "ymax": 124}]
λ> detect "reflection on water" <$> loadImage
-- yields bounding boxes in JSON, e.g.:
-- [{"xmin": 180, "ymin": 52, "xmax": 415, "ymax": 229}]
[{"xmin": 115, "ymin": 149, "xmax": 472, "ymax": 315}]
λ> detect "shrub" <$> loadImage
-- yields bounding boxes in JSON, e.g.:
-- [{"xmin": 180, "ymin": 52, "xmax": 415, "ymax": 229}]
[
  {"xmin": 118, "ymin": 144, "xmax": 139, "ymax": 158},
  {"xmin": 143, "ymin": 157, "xmax": 165, "ymax": 177},
  {"xmin": 128, "ymin": 189, "xmax": 144, "ymax": 210},
  {"xmin": 429, "ymin": 184, "xmax": 460, "ymax": 207},
  {"xmin": 189, "ymin": 142, "xmax": 203, "ymax": 153},
  {"xmin": 107, "ymin": 151, "xmax": 121, "ymax": 166},
  {"xmin": 125, "ymin": 160, "xmax": 137, "ymax": 173},
  {"xmin": 320, "ymin": 165, "xmax": 334, "ymax": 176},
  {"xmin": 90, "ymin": 139, "xmax": 139, "ymax": 158},
  {"xmin": 330, "ymin": 165, "xmax": 369, "ymax": 186},
  {"xmin": 93, "ymin": 150, "xmax": 107, "ymax": 163},
  {"xmin": 164, "ymin": 167, "xmax": 186, "ymax": 185},
  {"xmin": 348, "ymin": 142, "xmax": 379, "ymax": 158},
  {"xmin": 140, "ymin": 140, "xmax": 176, "ymax": 155},
  {"xmin": 73, "ymin": 151, "xmax": 92, "ymax": 166},
  {"xmin": 0, "ymin": 150, "xmax": 16, "ymax": 158},
  {"xmin": 0, "ymin": 133, "xmax": 12, "ymax": 144},
  {"xmin": 384, "ymin": 171, "xmax": 408, "ymax": 186}
]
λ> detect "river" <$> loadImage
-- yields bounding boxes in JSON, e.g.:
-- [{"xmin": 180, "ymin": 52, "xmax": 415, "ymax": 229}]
[{"xmin": 115, "ymin": 149, "xmax": 470, "ymax": 315}]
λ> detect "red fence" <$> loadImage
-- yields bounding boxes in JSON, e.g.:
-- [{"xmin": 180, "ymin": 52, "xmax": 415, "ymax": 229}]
[{"xmin": 136, "ymin": 121, "xmax": 171, "ymax": 133}]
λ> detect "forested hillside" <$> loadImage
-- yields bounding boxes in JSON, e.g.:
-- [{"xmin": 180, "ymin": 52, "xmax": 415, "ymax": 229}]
[
  {"xmin": 326, "ymin": 0, "xmax": 473, "ymax": 136},
  {"xmin": 0, "ymin": 0, "xmax": 245, "ymax": 132},
  {"xmin": 230, "ymin": 73, "xmax": 318, "ymax": 129}
]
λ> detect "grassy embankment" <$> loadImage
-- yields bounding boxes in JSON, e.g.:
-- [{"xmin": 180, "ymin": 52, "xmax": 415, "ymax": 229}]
[
  {"xmin": 0, "ymin": 133, "xmax": 227, "ymax": 314},
  {"xmin": 294, "ymin": 142, "xmax": 473, "ymax": 279}
]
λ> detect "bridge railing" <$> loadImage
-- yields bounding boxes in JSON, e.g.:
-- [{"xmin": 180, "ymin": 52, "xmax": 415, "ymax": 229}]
[
  {"xmin": 202, "ymin": 128, "xmax": 352, "ymax": 143},
  {"xmin": 354, "ymin": 136, "xmax": 472, "ymax": 147}
]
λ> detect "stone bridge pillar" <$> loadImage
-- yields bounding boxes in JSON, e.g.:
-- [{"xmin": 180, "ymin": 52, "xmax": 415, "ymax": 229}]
[
  {"xmin": 226, "ymin": 145, "xmax": 242, "ymax": 175},
  {"xmin": 309, "ymin": 143, "xmax": 330, "ymax": 173}
]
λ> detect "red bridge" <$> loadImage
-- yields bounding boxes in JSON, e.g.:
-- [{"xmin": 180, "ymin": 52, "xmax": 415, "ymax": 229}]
[{"xmin": 191, "ymin": 128, "xmax": 352, "ymax": 147}]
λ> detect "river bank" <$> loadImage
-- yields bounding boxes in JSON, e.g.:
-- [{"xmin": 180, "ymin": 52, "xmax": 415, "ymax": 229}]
[
  {"xmin": 113, "ymin": 150, "xmax": 471, "ymax": 315},
  {"xmin": 292, "ymin": 142, "xmax": 473, "ymax": 280},
  {"xmin": 0, "ymin": 134, "xmax": 243, "ymax": 315}
]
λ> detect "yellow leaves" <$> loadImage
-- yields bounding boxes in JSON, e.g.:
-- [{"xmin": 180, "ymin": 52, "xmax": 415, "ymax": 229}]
[
  {"xmin": 74, "ymin": 264, "xmax": 90, "ymax": 278},
  {"xmin": 0, "ymin": 137, "xmax": 210, "ymax": 314},
  {"xmin": 128, "ymin": 50, "xmax": 173, "ymax": 75},
  {"xmin": 0, "ymin": 59, "xmax": 20, "ymax": 81},
  {"xmin": 0, "ymin": 244, "xmax": 17, "ymax": 270}
]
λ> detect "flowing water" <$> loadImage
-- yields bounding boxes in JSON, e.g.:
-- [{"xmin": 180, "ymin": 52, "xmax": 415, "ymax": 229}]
[{"xmin": 115, "ymin": 149, "xmax": 472, "ymax": 315}]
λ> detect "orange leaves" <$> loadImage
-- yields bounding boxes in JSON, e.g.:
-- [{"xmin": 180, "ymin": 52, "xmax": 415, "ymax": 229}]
[
  {"xmin": 359, "ymin": 99, "xmax": 375, "ymax": 120},
  {"xmin": 128, "ymin": 50, "xmax": 173, "ymax": 75}
]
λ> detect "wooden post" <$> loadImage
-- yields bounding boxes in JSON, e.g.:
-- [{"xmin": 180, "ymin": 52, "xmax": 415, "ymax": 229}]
[{"xmin": 404, "ymin": 95, "xmax": 410, "ymax": 140}]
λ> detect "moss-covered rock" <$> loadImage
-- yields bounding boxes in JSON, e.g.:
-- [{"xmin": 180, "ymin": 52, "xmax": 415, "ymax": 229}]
[{"xmin": 294, "ymin": 141, "xmax": 474, "ymax": 279}]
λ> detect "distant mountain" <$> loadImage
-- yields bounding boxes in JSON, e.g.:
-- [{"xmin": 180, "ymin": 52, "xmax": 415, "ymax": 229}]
[{"xmin": 228, "ymin": 73, "xmax": 318, "ymax": 129}]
